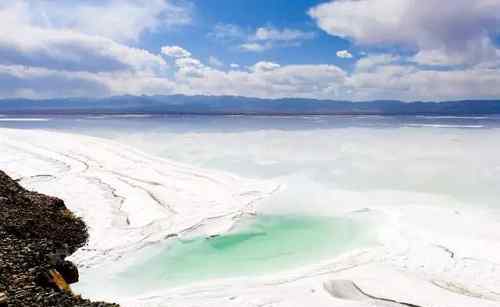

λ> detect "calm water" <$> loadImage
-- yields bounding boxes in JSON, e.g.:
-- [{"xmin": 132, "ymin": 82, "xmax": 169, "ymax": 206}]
[
  {"xmin": 96, "ymin": 214, "xmax": 374, "ymax": 295},
  {"xmin": 128, "ymin": 215, "xmax": 369, "ymax": 278},
  {"xmin": 1, "ymin": 114, "xmax": 499, "ymax": 134}
]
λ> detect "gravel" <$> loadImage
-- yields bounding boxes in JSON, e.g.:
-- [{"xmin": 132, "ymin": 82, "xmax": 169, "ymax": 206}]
[{"xmin": 0, "ymin": 170, "xmax": 119, "ymax": 307}]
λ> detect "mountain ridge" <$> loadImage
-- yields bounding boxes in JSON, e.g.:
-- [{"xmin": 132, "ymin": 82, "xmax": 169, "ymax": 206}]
[{"xmin": 1, "ymin": 95, "xmax": 500, "ymax": 115}]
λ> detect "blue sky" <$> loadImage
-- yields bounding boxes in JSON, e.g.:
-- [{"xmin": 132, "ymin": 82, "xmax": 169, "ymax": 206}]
[
  {"xmin": 140, "ymin": 0, "xmax": 356, "ymax": 69},
  {"xmin": 0, "ymin": 0, "xmax": 499, "ymax": 101}
]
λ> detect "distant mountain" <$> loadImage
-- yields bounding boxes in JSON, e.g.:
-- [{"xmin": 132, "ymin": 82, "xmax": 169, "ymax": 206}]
[{"xmin": 0, "ymin": 95, "xmax": 500, "ymax": 115}]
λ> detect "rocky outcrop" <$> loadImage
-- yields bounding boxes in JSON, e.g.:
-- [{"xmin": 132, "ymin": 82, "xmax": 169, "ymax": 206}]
[
  {"xmin": 0, "ymin": 292, "xmax": 7, "ymax": 307},
  {"xmin": 0, "ymin": 170, "xmax": 118, "ymax": 307}
]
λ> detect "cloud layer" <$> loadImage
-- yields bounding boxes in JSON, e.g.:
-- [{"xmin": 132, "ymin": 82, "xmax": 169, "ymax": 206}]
[
  {"xmin": 17, "ymin": 0, "xmax": 192, "ymax": 43},
  {"xmin": 0, "ymin": 0, "xmax": 499, "ymax": 101},
  {"xmin": 0, "ymin": 1, "xmax": 178, "ymax": 98},
  {"xmin": 309, "ymin": 0, "xmax": 500, "ymax": 66}
]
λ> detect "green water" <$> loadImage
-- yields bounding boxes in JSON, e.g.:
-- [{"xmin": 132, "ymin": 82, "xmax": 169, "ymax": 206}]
[{"xmin": 118, "ymin": 215, "xmax": 373, "ymax": 292}]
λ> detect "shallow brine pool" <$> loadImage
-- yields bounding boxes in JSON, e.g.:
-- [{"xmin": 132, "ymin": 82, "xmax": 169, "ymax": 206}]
[{"xmin": 76, "ymin": 214, "xmax": 376, "ymax": 298}]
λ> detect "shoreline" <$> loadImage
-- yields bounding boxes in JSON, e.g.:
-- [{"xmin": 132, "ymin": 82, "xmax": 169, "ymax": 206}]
[
  {"xmin": 1, "ymin": 128, "xmax": 500, "ymax": 307},
  {"xmin": 0, "ymin": 170, "xmax": 118, "ymax": 306}
]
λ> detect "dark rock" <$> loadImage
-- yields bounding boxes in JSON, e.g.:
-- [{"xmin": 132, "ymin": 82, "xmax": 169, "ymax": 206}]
[
  {"xmin": 56, "ymin": 260, "xmax": 79, "ymax": 284},
  {"xmin": 36, "ymin": 268, "xmax": 74, "ymax": 291},
  {"xmin": 0, "ymin": 170, "xmax": 119, "ymax": 306},
  {"xmin": 0, "ymin": 292, "xmax": 7, "ymax": 307},
  {"xmin": 37, "ymin": 270, "xmax": 71, "ymax": 293},
  {"xmin": 35, "ymin": 270, "xmax": 54, "ymax": 289}
]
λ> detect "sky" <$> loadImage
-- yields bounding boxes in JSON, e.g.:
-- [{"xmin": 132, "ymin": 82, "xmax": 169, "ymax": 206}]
[{"xmin": 0, "ymin": 0, "xmax": 499, "ymax": 101}]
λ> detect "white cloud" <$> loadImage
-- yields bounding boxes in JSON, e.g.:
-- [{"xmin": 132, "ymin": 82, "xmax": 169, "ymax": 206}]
[
  {"xmin": 214, "ymin": 24, "xmax": 315, "ymax": 52},
  {"xmin": 336, "ymin": 50, "xmax": 353, "ymax": 58},
  {"xmin": 253, "ymin": 27, "xmax": 315, "ymax": 42},
  {"xmin": 305, "ymin": 0, "xmax": 500, "ymax": 100},
  {"xmin": 161, "ymin": 46, "xmax": 192, "ymax": 58},
  {"xmin": 173, "ymin": 56, "xmax": 212, "ymax": 79},
  {"xmin": 7, "ymin": 0, "xmax": 192, "ymax": 43},
  {"xmin": 2, "ymin": 39, "xmax": 500, "ymax": 101},
  {"xmin": 0, "ymin": 14, "xmax": 167, "ymax": 74},
  {"xmin": 346, "ymin": 63, "xmax": 500, "ymax": 101},
  {"xmin": 173, "ymin": 61, "xmax": 347, "ymax": 99},
  {"xmin": 0, "ymin": 64, "xmax": 110, "ymax": 99},
  {"xmin": 309, "ymin": 0, "xmax": 500, "ymax": 66},
  {"xmin": 208, "ymin": 56, "xmax": 224, "ymax": 67},
  {"xmin": 250, "ymin": 61, "xmax": 281, "ymax": 73},
  {"xmin": 209, "ymin": 23, "xmax": 246, "ymax": 41},
  {"xmin": 411, "ymin": 37, "xmax": 499, "ymax": 66},
  {"xmin": 166, "ymin": 50, "xmax": 500, "ymax": 101},
  {"xmin": 0, "ymin": 2, "xmax": 170, "ymax": 98},
  {"xmin": 355, "ymin": 54, "xmax": 399, "ymax": 72},
  {"xmin": 99, "ymin": 71, "xmax": 177, "ymax": 97},
  {"xmin": 0, "ymin": 2, "xmax": 499, "ymax": 102},
  {"xmin": 175, "ymin": 57, "xmax": 204, "ymax": 69},
  {"xmin": 242, "ymin": 26, "xmax": 315, "ymax": 52},
  {"xmin": 240, "ymin": 42, "xmax": 272, "ymax": 52}
]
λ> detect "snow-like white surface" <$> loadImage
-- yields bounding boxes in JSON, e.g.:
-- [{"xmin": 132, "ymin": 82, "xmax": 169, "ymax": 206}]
[{"xmin": 1, "ymin": 127, "xmax": 500, "ymax": 307}]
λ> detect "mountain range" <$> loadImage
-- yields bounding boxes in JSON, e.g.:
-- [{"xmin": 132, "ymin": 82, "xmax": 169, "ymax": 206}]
[{"xmin": 1, "ymin": 95, "xmax": 500, "ymax": 115}]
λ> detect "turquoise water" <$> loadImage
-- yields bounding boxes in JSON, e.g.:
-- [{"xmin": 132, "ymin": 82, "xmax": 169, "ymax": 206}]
[{"xmin": 109, "ymin": 214, "xmax": 374, "ymax": 294}]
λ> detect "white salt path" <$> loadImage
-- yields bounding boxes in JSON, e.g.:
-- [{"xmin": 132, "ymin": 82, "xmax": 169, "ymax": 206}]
[{"xmin": 1, "ymin": 128, "xmax": 500, "ymax": 307}]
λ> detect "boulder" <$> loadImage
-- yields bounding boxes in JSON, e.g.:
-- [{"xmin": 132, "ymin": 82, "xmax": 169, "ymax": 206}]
[
  {"xmin": 36, "ymin": 269, "xmax": 71, "ymax": 293},
  {"xmin": 56, "ymin": 260, "xmax": 79, "ymax": 284},
  {"xmin": 0, "ymin": 292, "xmax": 8, "ymax": 307}
]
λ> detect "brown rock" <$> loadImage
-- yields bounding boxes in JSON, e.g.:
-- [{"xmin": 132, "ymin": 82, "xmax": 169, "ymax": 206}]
[
  {"xmin": 49, "ymin": 270, "xmax": 72, "ymax": 293},
  {"xmin": 36, "ymin": 269, "xmax": 72, "ymax": 293},
  {"xmin": 0, "ymin": 292, "xmax": 7, "ymax": 306},
  {"xmin": 56, "ymin": 260, "xmax": 79, "ymax": 284}
]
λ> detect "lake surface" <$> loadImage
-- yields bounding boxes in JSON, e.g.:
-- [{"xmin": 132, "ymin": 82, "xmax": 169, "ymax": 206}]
[
  {"xmin": 3, "ymin": 114, "xmax": 500, "ymax": 293},
  {"xmin": 2, "ymin": 113, "xmax": 498, "ymax": 209}
]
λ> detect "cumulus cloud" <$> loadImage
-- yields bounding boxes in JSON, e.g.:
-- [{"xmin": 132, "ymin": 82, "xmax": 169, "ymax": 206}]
[
  {"xmin": 302, "ymin": 0, "xmax": 500, "ymax": 100},
  {"xmin": 0, "ymin": 27, "xmax": 167, "ymax": 73},
  {"xmin": 346, "ymin": 63, "xmax": 500, "ymax": 101},
  {"xmin": 0, "ymin": 5, "xmax": 167, "ymax": 76},
  {"xmin": 0, "ymin": 1, "xmax": 171, "ymax": 97},
  {"xmin": 174, "ymin": 61, "xmax": 348, "ymax": 99},
  {"xmin": 0, "ymin": 65, "xmax": 111, "ymax": 99},
  {"xmin": 167, "ymin": 49, "xmax": 500, "ymax": 101},
  {"xmin": 17, "ymin": 0, "xmax": 192, "ymax": 43},
  {"xmin": 175, "ymin": 57, "xmax": 203, "ymax": 69},
  {"xmin": 250, "ymin": 61, "xmax": 281, "ymax": 73},
  {"xmin": 0, "ymin": 1, "xmax": 499, "ymax": 101},
  {"xmin": 355, "ymin": 54, "xmax": 400, "ymax": 72},
  {"xmin": 336, "ymin": 50, "xmax": 353, "ymax": 58},
  {"xmin": 309, "ymin": 0, "xmax": 500, "ymax": 66},
  {"xmin": 161, "ymin": 46, "xmax": 192, "ymax": 58},
  {"xmin": 175, "ymin": 58, "xmax": 500, "ymax": 101}
]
